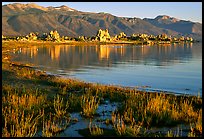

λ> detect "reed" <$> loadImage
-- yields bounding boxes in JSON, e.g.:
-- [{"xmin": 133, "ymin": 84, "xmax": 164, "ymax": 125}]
[
  {"xmin": 188, "ymin": 109, "xmax": 202, "ymax": 137},
  {"xmin": 120, "ymin": 91, "xmax": 201, "ymax": 128},
  {"xmin": 80, "ymin": 95, "xmax": 100, "ymax": 117},
  {"xmin": 111, "ymin": 112, "xmax": 127, "ymax": 136},
  {"xmin": 53, "ymin": 95, "xmax": 69, "ymax": 118},
  {"xmin": 89, "ymin": 120, "xmax": 104, "ymax": 136},
  {"xmin": 42, "ymin": 111, "xmax": 70, "ymax": 137},
  {"xmin": 2, "ymin": 107, "xmax": 43, "ymax": 137},
  {"xmin": 126, "ymin": 118, "xmax": 142, "ymax": 137},
  {"xmin": 195, "ymin": 109, "xmax": 202, "ymax": 134},
  {"xmin": 3, "ymin": 92, "xmax": 46, "ymax": 110},
  {"xmin": 166, "ymin": 127, "xmax": 182, "ymax": 137}
]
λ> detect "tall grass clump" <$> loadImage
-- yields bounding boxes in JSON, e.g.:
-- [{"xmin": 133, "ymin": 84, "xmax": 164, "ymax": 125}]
[
  {"xmin": 53, "ymin": 95, "xmax": 69, "ymax": 118},
  {"xmin": 111, "ymin": 111, "xmax": 142, "ymax": 137},
  {"xmin": 111, "ymin": 112, "xmax": 126, "ymax": 136},
  {"xmin": 80, "ymin": 95, "xmax": 100, "ymax": 117},
  {"xmin": 41, "ymin": 94, "xmax": 71, "ymax": 137},
  {"xmin": 188, "ymin": 109, "xmax": 202, "ymax": 137},
  {"xmin": 2, "ymin": 85, "xmax": 46, "ymax": 137},
  {"xmin": 89, "ymin": 120, "xmax": 104, "ymax": 136},
  {"xmin": 2, "ymin": 86, "xmax": 47, "ymax": 112},
  {"xmin": 179, "ymin": 99, "xmax": 199, "ymax": 123},
  {"xmin": 3, "ymin": 92, "xmax": 46, "ymax": 110},
  {"xmin": 117, "ymin": 90, "xmax": 202, "ymax": 131},
  {"xmin": 2, "ymin": 107, "xmax": 43, "ymax": 137},
  {"xmin": 166, "ymin": 127, "xmax": 182, "ymax": 137},
  {"xmin": 42, "ymin": 112, "xmax": 68, "ymax": 137}
]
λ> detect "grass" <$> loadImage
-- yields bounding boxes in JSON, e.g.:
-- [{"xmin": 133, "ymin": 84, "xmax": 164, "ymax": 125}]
[
  {"xmin": 166, "ymin": 127, "xmax": 182, "ymax": 137},
  {"xmin": 111, "ymin": 112, "xmax": 127, "ymax": 136},
  {"xmin": 42, "ymin": 111, "xmax": 70, "ymax": 137},
  {"xmin": 80, "ymin": 94, "xmax": 100, "ymax": 118},
  {"xmin": 2, "ymin": 106, "xmax": 43, "ymax": 137},
  {"xmin": 2, "ymin": 41, "xmax": 202, "ymax": 137},
  {"xmin": 53, "ymin": 95, "xmax": 69, "ymax": 118},
  {"xmin": 111, "ymin": 112, "xmax": 143, "ymax": 137},
  {"xmin": 3, "ymin": 90, "xmax": 46, "ymax": 110},
  {"xmin": 89, "ymin": 120, "xmax": 104, "ymax": 136}
]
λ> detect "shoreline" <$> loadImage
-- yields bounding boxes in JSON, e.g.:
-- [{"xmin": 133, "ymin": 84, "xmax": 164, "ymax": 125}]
[
  {"xmin": 2, "ymin": 41, "xmax": 202, "ymax": 137},
  {"xmin": 2, "ymin": 39, "xmax": 196, "ymax": 46},
  {"xmin": 46, "ymin": 71, "xmax": 201, "ymax": 98},
  {"xmin": 2, "ymin": 41, "xmax": 201, "ymax": 98}
]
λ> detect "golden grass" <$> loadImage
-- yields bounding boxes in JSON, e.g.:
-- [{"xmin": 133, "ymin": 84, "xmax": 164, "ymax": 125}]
[
  {"xmin": 81, "ymin": 95, "xmax": 100, "ymax": 117},
  {"xmin": 2, "ymin": 107, "xmax": 43, "ymax": 137},
  {"xmin": 42, "ymin": 112, "xmax": 70, "ymax": 137},
  {"xmin": 188, "ymin": 109, "xmax": 202, "ymax": 136},
  {"xmin": 3, "ymin": 92, "xmax": 46, "ymax": 110},
  {"xmin": 111, "ymin": 112, "xmax": 127, "ymax": 136},
  {"xmin": 166, "ymin": 128, "xmax": 182, "ymax": 137},
  {"xmin": 54, "ymin": 95, "xmax": 69, "ymax": 118},
  {"xmin": 111, "ymin": 112, "xmax": 142, "ymax": 137},
  {"xmin": 118, "ymin": 91, "xmax": 202, "ymax": 129},
  {"xmin": 16, "ymin": 67, "xmax": 36, "ymax": 79},
  {"xmin": 89, "ymin": 120, "xmax": 104, "ymax": 136}
]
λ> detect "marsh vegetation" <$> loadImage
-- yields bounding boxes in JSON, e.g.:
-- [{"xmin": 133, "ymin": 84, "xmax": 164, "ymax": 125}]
[{"xmin": 2, "ymin": 41, "xmax": 202, "ymax": 137}]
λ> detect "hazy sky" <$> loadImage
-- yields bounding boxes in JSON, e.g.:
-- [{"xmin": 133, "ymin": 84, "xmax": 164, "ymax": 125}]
[{"xmin": 2, "ymin": 2, "xmax": 202, "ymax": 23}]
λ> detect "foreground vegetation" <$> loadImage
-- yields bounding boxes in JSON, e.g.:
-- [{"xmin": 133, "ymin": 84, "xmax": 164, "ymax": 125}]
[{"xmin": 2, "ymin": 41, "xmax": 202, "ymax": 137}]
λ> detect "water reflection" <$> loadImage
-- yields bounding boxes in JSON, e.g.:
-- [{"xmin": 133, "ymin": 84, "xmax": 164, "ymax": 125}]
[
  {"xmin": 12, "ymin": 43, "xmax": 202, "ymax": 96},
  {"xmin": 17, "ymin": 43, "xmax": 198, "ymax": 69}
]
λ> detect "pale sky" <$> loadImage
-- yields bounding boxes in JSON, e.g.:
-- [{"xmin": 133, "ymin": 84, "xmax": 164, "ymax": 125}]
[{"xmin": 2, "ymin": 2, "xmax": 202, "ymax": 23}]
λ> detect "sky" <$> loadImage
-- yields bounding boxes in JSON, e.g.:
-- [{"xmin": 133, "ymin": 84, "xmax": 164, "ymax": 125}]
[{"xmin": 2, "ymin": 2, "xmax": 202, "ymax": 23}]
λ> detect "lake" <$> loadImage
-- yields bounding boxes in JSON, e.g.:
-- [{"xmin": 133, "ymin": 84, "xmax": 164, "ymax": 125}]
[{"xmin": 11, "ymin": 42, "xmax": 202, "ymax": 97}]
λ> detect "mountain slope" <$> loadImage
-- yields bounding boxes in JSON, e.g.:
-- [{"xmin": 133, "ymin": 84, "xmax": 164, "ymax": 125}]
[
  {"xmin": 143, "ymin": 15, "xmax": 202, "ymax": 38},
  {"xmin": 2, "ymin": 3, "xmax": 201, "ymax": 41}
]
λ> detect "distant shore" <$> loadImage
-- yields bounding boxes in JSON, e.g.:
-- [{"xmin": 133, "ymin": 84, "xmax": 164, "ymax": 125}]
[{"xmin": 2, "ymin": 39, "xmax": 196, "ymax": 47}]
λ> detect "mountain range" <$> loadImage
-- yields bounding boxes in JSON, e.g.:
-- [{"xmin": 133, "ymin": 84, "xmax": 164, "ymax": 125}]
[{"xmin": 2, "ymin": 3, "xmax": 202, "ymax": 41}]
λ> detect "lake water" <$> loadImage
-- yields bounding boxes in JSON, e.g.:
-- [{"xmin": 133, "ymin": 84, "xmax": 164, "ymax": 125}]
[{"xmin": 11, "ymin": 42, "xmax": 202, "ymax": 97}]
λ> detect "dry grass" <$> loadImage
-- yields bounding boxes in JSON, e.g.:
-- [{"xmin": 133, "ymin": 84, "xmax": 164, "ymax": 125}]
[
  {"xmin": 53, "ymin": 95, "xmax": 69, "ymax": 118},
  {"xmin": 111, "ymin": 112, "xmax": 142, "ymax": 137},
  {"xmin": 80, "ymin": 95, "xmax": 100, "ymax": 117},
  {"xmin": 3, "ymin": 92, "xmax": 46, "ymax": 110},
  {"xmin": 188, "ymin": 109, "xmax": 202, "ymax": 137},
  {"xmin": 117, "ymin": 90, "xmax": 202, "ymax": 132},
  {"xmin": 2, "ymin": 86, "xmax": 45, "ymax": 137},
  {"xmin": 2, "ymin": 107, "xmax": 43, "ymax": 137},
  {"xmin": 16, "ymin": 67, "xmax": 36, "ymax": 79},
  {"xmin": 111, "ymin": 112, "xmax": 127, "ymax": 136},
  {"xmin": 89, "ymin": 120, "xmax": 104, "ymax": 136},
  {"xmin": 42, "ymin": 112, "xmax": 70, "ymax": 137}
]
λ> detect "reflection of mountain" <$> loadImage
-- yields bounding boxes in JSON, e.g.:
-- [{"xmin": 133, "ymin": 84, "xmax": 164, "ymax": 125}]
[{"xmin": 13, "ymin": 43, "xmax": 201, "ymax": 71}]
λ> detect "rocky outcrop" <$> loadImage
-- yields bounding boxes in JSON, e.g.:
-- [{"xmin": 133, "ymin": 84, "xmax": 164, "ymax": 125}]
[
  {"xmin": 26, "ymin": 32, "xmax": 38, "ymax": 41},
  {"xmin": 42, "ymin": 30, "xmax": 60, "ymax": 42},
  {"xmin": 114, "ymin": 32, "xmax": 127, "ymax": 40},
  {"xmin": 95, "ymin": 29, "xmax": 111, "ymax": 42}
]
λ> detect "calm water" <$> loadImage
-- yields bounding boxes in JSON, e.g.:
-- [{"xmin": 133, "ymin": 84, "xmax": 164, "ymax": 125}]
[{"xmin": 11, "ymin": 43, "xmax": 202, "ymax": 96}]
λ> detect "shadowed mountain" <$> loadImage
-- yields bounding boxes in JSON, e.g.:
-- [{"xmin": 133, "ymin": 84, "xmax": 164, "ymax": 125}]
[
  {"xmin": 2, "ymin": 3, "xmax": 202, "ymax": 41},
  {"xmin": 144, "ymin": 15, "xmax": 202, "ymax": 41}
]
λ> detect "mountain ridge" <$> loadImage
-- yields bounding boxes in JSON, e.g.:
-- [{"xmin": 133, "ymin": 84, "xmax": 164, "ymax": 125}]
[{"xmin": 2, "ymin": 3, "xmax": 202, "ymax": 41}]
